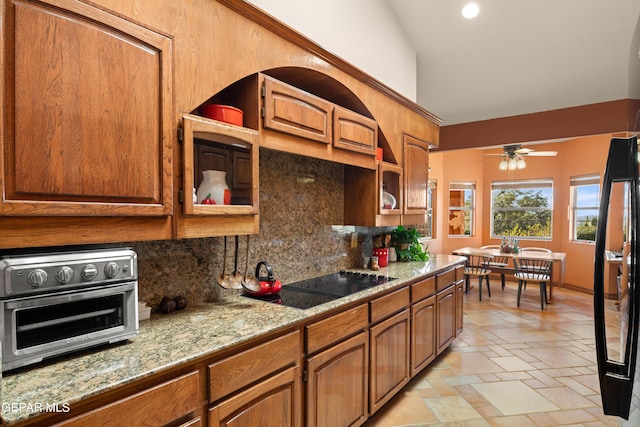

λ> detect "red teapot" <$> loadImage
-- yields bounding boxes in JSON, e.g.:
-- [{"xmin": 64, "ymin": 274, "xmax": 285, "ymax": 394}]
[{"xmin": 245, "ymin": 261, "xmax": 283, "ymax": 295}]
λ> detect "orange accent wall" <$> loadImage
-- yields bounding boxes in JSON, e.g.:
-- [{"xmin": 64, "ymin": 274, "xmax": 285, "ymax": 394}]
[{"xmin": 429, "ymin": 133, "xmax": 618, "ymax": 293}]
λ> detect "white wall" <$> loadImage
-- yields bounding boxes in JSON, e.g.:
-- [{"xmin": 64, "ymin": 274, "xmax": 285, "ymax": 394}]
[
  {"xmin": 629, "ymin": 13, "xmax": 640, "ymax": 99},
  {"xmin": 246, "ymin": 0, "xmax": 418, "ymax": 101}
]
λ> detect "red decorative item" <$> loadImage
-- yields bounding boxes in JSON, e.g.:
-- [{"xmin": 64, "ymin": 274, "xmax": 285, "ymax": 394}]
[
  {"xmin": 201, "ymin": 193, "xmax": 216, "ymax": 205},
  {"xmin": 245, "ymin": 261, "xmax": 283, "ymax": 296},
  {"xmin": 199, "ymin": 104, "xmax": 243, "ymax": 126},
  {"xmin": 372, "ymin": 248, "xmax": 389, "ymax": 267}
]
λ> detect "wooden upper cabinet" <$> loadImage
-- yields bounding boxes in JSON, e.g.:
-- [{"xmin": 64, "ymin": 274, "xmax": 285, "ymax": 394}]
[
  {"xmin": 403, "ymin": 134, "xmax": 430, "ymax": 216},
  {"xmin": 262, "ymin": 76, "xmax": 333, "ymax": 144},
  {"xmin": 4, "ymin": 0, "xmax": 173, "ymax": 216},
  {"xmin": 181, "ymin": 115, "xmax": 259, "ymax": 217},
  {"xmin": 333, "ymin": 105, "xmax": 377, "ymax": 156},
  {"xmin": 379, "ymin": 162, "xmax": 402, "ymax": 216},
  {"xmin": 260, "ymin": 74, "xmax": 377, "ymax": 170}
]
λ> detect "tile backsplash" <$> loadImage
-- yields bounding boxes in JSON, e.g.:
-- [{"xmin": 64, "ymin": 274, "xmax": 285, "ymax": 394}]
[{"xmin": 129, "ymin": 149, "xmax": 378, "ymax": 308}]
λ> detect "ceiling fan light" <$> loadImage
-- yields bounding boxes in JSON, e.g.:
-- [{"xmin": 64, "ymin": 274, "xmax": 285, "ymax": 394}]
[
  {"xmin": 499, "ymin": 159, "xmax": 508, "ymax": 170},
  {"xmin": 508, "ymin": 158, "xmax": 517, "ymax": 170},
  {"xmin": 516, "ymin": 158, "xmax": 526, "ymax": 169}
]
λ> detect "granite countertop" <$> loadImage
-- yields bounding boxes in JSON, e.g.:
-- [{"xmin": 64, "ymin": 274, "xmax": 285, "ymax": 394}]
[{"xmin": 0, "ymin": 255, "xmax": 465, "ymax": 425}]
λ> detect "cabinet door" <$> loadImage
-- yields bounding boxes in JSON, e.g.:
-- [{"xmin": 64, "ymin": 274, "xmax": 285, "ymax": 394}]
[
  {"xmin": 403, "ymin": 134, "xmax": 430, "ymax": 216},
  {"xmin": 456, "ymin": 280, "xmax": 464, "ymax": 336},
  {"xmin": 379, "ymin": 162, "xmax": 403, "ymax": 216},
  {"xmin": 262, "ymin": 76, "xmax": 333, "ymax": 144},
  {"xmin": 333, "ymin": 105, "xmax": 377, "ymax": 156},
  {"xmin": 181, "ymin": 115, "xmax": 259, "ymax": 217},
  {"xmin": 369, "ymin": 309, "xmax": 410, "ymax": 414},
  {"xmin": 5, "ymin": 0, "xmax": 172, "ymax": 216},
  {"xmin": 209, "ymin": 366, "xmax": 301, "ymax": 427},
  {"xmin": 306, "ymin": 332, "xmax": 368, "ymax": 427},
  {"xmin": 411, "ymin": 295, "xmax": 436, "ymax": 377},
  {"xmin": 436, "ymin": 285, "xmax": 456, "ymax": 355}
]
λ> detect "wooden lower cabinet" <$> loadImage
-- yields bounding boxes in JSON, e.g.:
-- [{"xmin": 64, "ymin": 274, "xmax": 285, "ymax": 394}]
[
  {"xmin": 54, "ymin": 371, "xmax": 200, "ymax": 427},
  {"xmin": 208, "ymin": 366, "xmax": 301, "ymax": 427},
  {"xmin": 411, "ymin": 295, "xmax": 436, "ymax": 376},
  {"xmin": 436, "ymin": 284, "xmax": 456, "ymax": 355},
  {"xmin": 306, "ymin": 331, "xmax": 369, "ymax": 427},
  {"xmin": 369, "ymin": 308, "xmax": 410, "ymax": 414}
]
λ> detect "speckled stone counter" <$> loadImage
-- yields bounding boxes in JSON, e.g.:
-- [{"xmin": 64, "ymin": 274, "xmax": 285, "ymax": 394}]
[{"xmin": 0, "ymin": 255, "xmax": 465, "ymax": 425}]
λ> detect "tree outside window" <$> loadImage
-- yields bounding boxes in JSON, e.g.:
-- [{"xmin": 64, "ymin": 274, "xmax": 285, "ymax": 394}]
[
  {"xmin": 449, "ymin": 182, "xmax": 474, "ymax": 236},
  {"xmin": 570, "ymin": 175, "xmax": 600, "ymax": 242},
  {"xmin": 491, "ymin": 180, "xmax": 553, "ymax": 239}
]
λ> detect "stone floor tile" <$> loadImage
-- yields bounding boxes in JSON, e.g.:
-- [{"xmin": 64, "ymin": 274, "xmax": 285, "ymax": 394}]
[
  {"xmin": 424, "ymin": 395, "xmax": 482, "ymax": 422},
  {"xmin": 471, "ymin": 380, "xmax": 559, "ymax": 416}
]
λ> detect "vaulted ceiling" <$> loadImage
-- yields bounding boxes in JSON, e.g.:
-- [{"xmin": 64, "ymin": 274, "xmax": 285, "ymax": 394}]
[{"xmin": 387, "ymin": 0, "xmax": 640, "ymax": 150}]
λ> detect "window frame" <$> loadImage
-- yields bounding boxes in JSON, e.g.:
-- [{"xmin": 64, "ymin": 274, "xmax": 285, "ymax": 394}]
[
  {"xmin": 448, "ymin": 181, "xmax": 475, "ymax": 237},
  {"xmin": 490, "ymin": 179, "xmax": 554, "ymax": 240},
  {"xmin": 569, "ymin": 174, "xmax": 600, "ymax": 243}
]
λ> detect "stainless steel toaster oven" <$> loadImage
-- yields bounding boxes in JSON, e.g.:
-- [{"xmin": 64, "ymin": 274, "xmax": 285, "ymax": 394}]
[{"xmin": 0, "ymin": 247, "xmax": 139, "ymax": 372}]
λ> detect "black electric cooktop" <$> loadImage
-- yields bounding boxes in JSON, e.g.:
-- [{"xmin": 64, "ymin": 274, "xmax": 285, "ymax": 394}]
[{"xmin": 243, "ymin": 270, "xmax": 396, "ymax": 309}]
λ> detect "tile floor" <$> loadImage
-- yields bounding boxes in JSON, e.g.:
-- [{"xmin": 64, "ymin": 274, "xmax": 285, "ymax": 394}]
[{"xmin": 367, "ymin": 279, "xmax": 623, "ymax": 427}]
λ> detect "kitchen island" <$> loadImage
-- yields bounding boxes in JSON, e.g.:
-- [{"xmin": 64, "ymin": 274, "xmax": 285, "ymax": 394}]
[{"xmin": 1, "ymin": 255, "xmax": 465, "ymax": 426}]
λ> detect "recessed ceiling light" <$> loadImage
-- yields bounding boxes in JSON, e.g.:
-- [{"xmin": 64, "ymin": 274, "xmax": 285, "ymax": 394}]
[{"xmin": 462, "ymin": 3, "xmax": 480, "ymax": 19}]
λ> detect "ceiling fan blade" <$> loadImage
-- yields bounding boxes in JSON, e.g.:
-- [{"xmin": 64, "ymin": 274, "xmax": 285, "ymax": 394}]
[
  {"xmin": 526, "ymin": 151, "xmax": 557, "ymax": 157},
  {"xmin": 514, "ymin": 147, "xmax": 533, "ymax": 155}
]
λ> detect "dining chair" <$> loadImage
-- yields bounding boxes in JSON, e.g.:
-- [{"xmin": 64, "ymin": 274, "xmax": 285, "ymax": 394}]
[
  {"xmin": 513, "ymin": 257, "xmax": 552, "ymax": 309},
  {"xmin": 519, "ymin": 247, "xmax": 552, "ymax": 253},
  {"xmin": 480, "ymin": 245, "xmax": 510, "ymax": 290},
  {"xmin": 464, "ymin": 254, "xmax": 492, "ymax": 301}
]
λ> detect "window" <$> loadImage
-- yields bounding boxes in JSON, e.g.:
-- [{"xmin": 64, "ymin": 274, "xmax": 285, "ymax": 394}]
[
  {"xmin": 491, "ymin": 179, "xmax": 553, "ymax": 239},
  {"xmin": 449, "ymin": 181, "xmax": 475, "ymax": 236},
  {"xmin": 570, "ymin": 175, "xmax": 600, "ymax": 242}
]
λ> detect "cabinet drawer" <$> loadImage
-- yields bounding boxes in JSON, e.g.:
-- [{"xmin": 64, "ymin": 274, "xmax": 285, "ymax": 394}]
[
  {"xmin": 436, "ymin": 268, "xmax": 456, "ymax": 292},
  {"xmin": 263, "ymin": 76, "xmax": 333, "ymax": 144},
  {"xmin": 333, "ymin": 105, "xmax": 377, "ymax": 155},
  {"xmin": 370, "ymin": 287, "xmax": 410, "ymax": 324},
  {"xmin": 455, "ymin": 265, "xmax": 464, "ymax": 281},
  {"xmin": 306, "ymin": 304, "xmax": 368, "ymax": 354},
  {"xmin": 410, "ymin": 276, "xmax": 436, "ymax": 303},
  {"xmin": 208, "ymin": 330, "xmax": 301, "ymax": 402},
  {"xmin": 54, "ymin": 371, "xmax": 199, "ymax": 426}
]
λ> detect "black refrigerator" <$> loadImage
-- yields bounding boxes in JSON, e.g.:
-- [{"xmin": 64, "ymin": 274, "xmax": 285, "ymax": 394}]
[{"xmin": 594, "ymin": 135, "xmax": 640, "ymax": 424}]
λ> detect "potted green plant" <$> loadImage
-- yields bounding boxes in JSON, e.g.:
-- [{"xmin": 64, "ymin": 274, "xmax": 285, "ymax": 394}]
[{"xmin": 390, "ymin": 226, "xmax": 430, "ymax": 262}]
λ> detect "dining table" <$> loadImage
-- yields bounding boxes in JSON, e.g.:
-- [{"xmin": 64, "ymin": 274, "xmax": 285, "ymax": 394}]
[{"xmin": 451, "ymin": 246, "xmax": 567, "ymax": 303}]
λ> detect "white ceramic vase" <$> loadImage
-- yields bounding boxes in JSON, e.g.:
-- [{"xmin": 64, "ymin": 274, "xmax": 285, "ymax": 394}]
[
  {"xmin": 388, "ymin": 247, "xmax": 397, "ymax": 262},
  {"xmin": 196, "ymin": 170, "xmax": 230, "ymax": 205}
]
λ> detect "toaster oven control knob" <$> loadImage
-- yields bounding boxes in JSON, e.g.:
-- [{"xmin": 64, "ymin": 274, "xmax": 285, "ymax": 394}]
[
  {"xmin": 55, "ymin": 266, "xmax": 74, "ymax": 284},
  {"xmin": 104, "ymin": 262, "xmax": 121, "ymax": 278},
  {"xmin": 27, "ymin": 269, "xmax": 48, "ymax": 288},
  {"xmin": 81, "ymin": 264, "xmax": 98, "ymax": 281}
]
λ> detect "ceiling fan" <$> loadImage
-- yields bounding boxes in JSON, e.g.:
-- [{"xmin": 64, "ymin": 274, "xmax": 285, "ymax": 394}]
[{"xmin": 488, "ymin": 144, "xmax": 558, "ymax": 170}]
